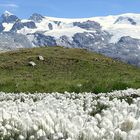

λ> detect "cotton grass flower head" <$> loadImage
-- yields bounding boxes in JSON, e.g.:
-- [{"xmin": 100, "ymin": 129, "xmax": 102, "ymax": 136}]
[{"xmin": 0, "ymin": 89, "xmax": 139, "ymax": 139}]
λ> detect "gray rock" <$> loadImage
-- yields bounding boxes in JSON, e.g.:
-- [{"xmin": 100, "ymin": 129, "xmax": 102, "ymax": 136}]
[
  {"xmin": 57, "ymin": 36, "xmax": 73, "ymax": 48},
  {"xmin": 23, "ymin": 21, "xmax": 37, "ymax": 29},
  {"xmin": 29, "ymin": 33, "xmax": 57, "ymax": 46},
  {"xmin": 0, "ymin": 23, "xmax": 4, "ymax": 32},
  {"xmin": 99, "ymin": 36, "xmax": 140, "ymax": 66},
  {"xmin": 114, "ymin": 36, "xmax": 140, "ymax": 66},
  {"xmin": 0, "ymin": 32, "xmax": 32, "ymax": 51},
  {"xmin": 29, "ymin": 13, "xmax": 44, "ymax": 23},
  {"xmin": 48, "ymin": 23, "xmax": 53, "ymax": 30},
  {"xmin": 11, "ymin": 21, "xmax": 36, "ymax": 32},
  {"xmin": 72, "ymin": 31, "xmax": 111, "ymax": 51},
  {"xmin": 53, "ymin": 21, "xmax": 61, "ymax": 26},
  {"xmin": 11, "ymin": 22, "xmax": 24, "ymax": 31},
  {"xmin": 56, "ymin": 30, "xmax": 111, "ymax": 51},
  {"xmin": 73, "ymin": 20, "xmax": 101, "ymax": 30},
  {"xmin": 114, "ymin": 16, "xmax": 136, "ymax": 25}
]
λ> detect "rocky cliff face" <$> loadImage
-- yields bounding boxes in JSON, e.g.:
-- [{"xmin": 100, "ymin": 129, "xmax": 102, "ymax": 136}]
[{"xmin": 0, "ymin": 32, "xmax": 32, "ymax": 51}]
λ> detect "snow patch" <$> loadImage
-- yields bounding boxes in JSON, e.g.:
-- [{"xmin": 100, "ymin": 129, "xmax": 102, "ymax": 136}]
[{"xmin": 2, "ymin": 23, "xmax": 13, "ymax": 31}]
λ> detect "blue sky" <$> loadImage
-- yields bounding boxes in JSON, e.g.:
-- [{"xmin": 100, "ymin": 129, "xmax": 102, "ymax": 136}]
[{"xmin": 0, "ymin": 0, "xmax": 140, "ymax": 18}]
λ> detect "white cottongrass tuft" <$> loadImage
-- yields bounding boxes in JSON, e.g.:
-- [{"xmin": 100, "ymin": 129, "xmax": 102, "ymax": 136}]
[{"xmin": 0, "ymin": 89, "xmax": 139, "ymax": 139}]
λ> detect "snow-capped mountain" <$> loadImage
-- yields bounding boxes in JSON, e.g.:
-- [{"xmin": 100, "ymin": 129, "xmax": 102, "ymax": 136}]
[
  {"xmin": 0, "ymin": 11, "xmax": 19, "ymax": 24},
  {"xmin": 0, "ymin": 11, "xmax": 140, "ymax": 66}
]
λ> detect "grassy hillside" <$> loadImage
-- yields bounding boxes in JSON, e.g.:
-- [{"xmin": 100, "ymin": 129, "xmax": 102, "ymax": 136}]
[{"xmin": 0, "ymin": 46, "xmax": 139, "ymax": 93}]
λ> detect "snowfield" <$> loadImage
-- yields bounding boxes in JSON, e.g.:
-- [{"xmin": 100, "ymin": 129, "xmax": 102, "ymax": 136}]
[{"xmin": 0, "ymin": 89, "xmax": 140, "ymax": 140}]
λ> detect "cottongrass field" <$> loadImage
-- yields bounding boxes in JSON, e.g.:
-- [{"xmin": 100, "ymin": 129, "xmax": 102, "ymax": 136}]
[{"xmin": 0, "ymin": 89, "xmax": 140, "ymax": 140}]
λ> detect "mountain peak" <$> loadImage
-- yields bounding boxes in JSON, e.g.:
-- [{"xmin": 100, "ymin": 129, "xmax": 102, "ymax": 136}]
[
  {"xmin": 0, "ymin": 11, "xmax": 19, "ymax": 23},
  {"xmin": 3, "ymin": 11, "xmax": 13, "ymax": 16},
  {"xmin": 29, "ymin": 13, "xmax": 44, "ymax": 22}
]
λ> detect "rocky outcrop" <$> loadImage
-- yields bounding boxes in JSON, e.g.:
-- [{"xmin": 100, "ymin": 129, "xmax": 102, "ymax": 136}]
[
  {"xmin": 114, "ymin": 16, "xmax": 137, "ymax": 25},
  {"xmin": 29, "ymin": 13, "xmax": 44, "ymax": 23},
  {"xmin": 28, "ymin": 33, "xmax": 57, "ymax": 47},
  {"xmin": 73, "ymin": 20, "xmax": 101, "ymax": 30},
  {"xmin": 11, "ymin": 21, "xmax": 37, "ymax": 32},
  {"xmin": 0, "ymin": 32, "xmax": 32, "ymax": 51},
  {"xmin": 0, "ymin": 11, "xmax": 19, "ymax": 23}
]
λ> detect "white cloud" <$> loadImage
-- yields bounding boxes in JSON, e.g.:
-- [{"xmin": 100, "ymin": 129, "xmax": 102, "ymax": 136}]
[{"xmin": 0, "ymin": 3, "xmax": 19, "ymax": 8}]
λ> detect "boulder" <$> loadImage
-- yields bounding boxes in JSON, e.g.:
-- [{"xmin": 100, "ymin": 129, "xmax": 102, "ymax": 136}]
[
  {"xmin": 38, "ymin": 55, "xmax": 44, "ymax": 61},
  {"xmin": 28, "ymin": 61, "xmax": 36, "ymax": 67}
]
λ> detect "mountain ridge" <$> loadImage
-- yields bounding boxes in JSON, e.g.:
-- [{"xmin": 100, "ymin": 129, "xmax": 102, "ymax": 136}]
[{"xmin": 0, "ymin": 11, "xmax": 140, "ymax": 66}]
